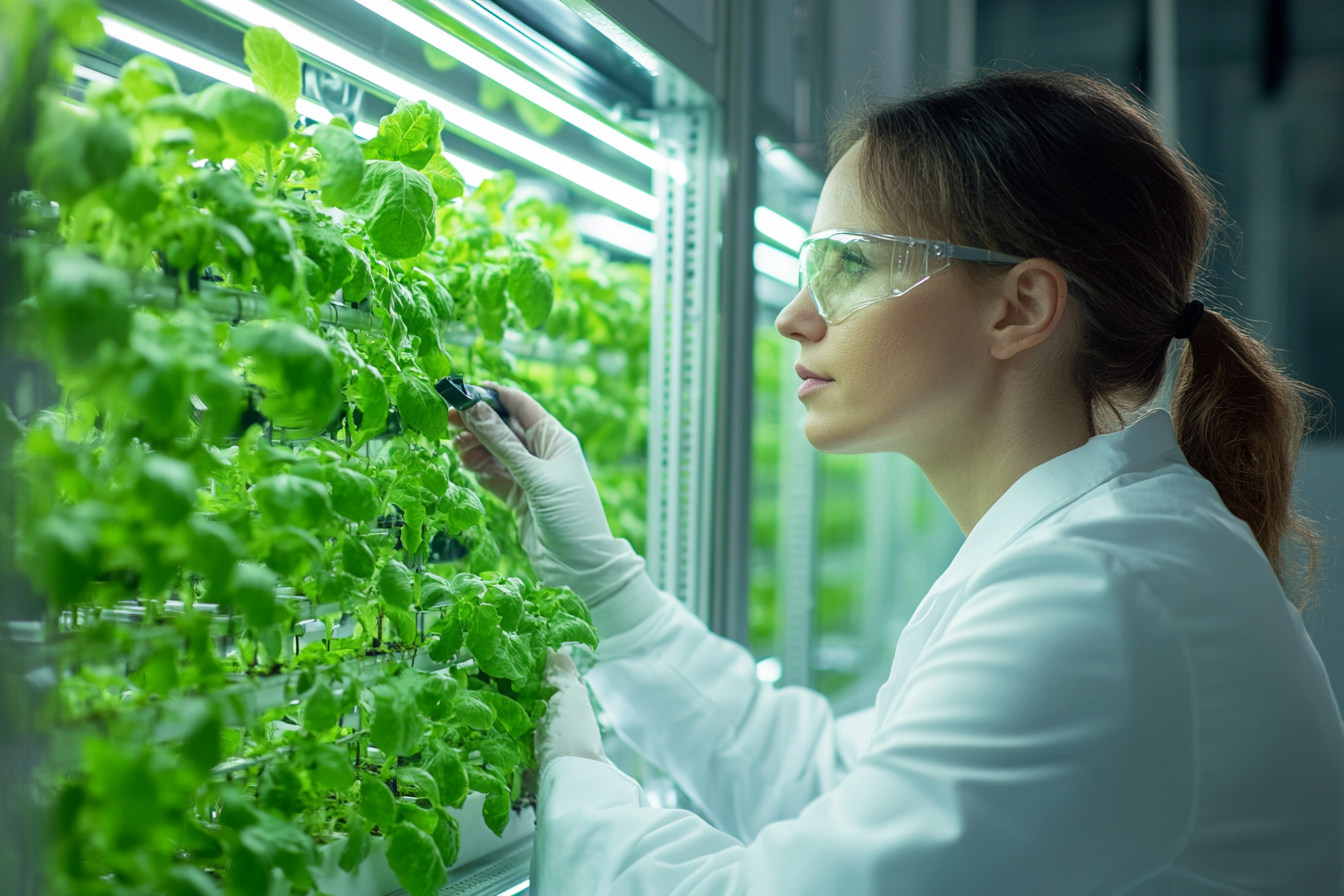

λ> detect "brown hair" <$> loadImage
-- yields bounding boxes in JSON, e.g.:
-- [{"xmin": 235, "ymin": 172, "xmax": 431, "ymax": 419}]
[{"xmin": 832, "ymin": 71, "xmax": 1322, "ymax": 608}]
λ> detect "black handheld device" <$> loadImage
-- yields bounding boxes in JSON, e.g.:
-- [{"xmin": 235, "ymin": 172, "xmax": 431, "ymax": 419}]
[{"xmin": 434, "ymin": 375, "xmax": 510, "ymax": 422}]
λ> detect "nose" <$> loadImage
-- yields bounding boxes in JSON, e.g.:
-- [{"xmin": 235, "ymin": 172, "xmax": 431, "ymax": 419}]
[{"xmin": 775, "ymin": 285, "xmax": 827, "ymax": 343}]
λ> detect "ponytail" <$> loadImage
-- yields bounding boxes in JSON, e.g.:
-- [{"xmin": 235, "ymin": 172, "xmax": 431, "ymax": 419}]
[
  {"xmin": 1173, "ymin": 310, "xmax": 1323, "ymax": 608},
  {"xmin": 836, "ymin": 70, "xmax": 1325, "ymax": 609}
]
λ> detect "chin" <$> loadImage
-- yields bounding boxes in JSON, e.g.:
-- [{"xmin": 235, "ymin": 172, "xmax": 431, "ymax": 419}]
[{"xmin": 802, "ymin": 411, "xmax": 873, "ymax": 454}]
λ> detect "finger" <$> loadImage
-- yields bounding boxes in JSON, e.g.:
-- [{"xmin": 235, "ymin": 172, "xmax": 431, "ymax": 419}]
[
  {"xmin": 481, "ymin": 381, "xmax": 551, "ymax": 431},
  {"xmin": 456, "ymin": 443, "xmax": 497, "ymax": 472},
  {"xmin": 544, "ymin": 650, "xmax": 579, "ymax": 681},
  {"xmin": 461, "ymin": 401, "xmax": 537, "ymax": 473}
]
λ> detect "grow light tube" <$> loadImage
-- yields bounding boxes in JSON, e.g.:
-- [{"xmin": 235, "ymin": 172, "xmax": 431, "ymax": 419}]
[
  {"xmin": 100, "ymin": 17, "xmax": 331, "ymax": 123},
  {"xmin": 101, "ymin": 16, "xmax": 497, "ymax": 190},
  {"xmin": 348, "ymin": 0, "xmax": 669, "ymax": 175},
  {"xmin": 754, "ymin": 206, "xmax": 810, "ymax": 253},
  {"xmin": 573, "ymin": 213, "xmax": 654, "ymax": 258},
  {"xmin": 496, "ymin": 881, "xmax": 529, "ymax": 896},
  {"xmin": 193, "ymin": 0, "xmax": 659, "ymax": 219},
  {"xmin": 754, "ymin": 242, "xmax": 799, "ymax": 287}
]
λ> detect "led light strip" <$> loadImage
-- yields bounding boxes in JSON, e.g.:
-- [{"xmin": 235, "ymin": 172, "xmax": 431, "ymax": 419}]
[
  {"xmin": 573, "ymin": 213, "xmax": 654, "ymax": 258},
  {"xmin": 497, "ymin": 881, "xmax": 529, "ymax": 896},
  {"xmin": 192, "ymin": 0, "xmax": 658, "ymax": 218},
  {"xmin": 101, "ymin": 16, "xmax": 520, "ymax": 191},
  {"xmin": 754, "ymin": 206, "xmax": 810, "ymax": 253},
  {"xmin": 349, "ymin": 0, "xmax": 661, "ymax": 171},
  {"xmin": 754, "ymin": 242, "xmax": 799, "ymax": 287}
]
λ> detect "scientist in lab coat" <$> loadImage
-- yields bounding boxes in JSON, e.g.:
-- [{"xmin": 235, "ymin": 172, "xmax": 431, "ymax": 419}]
[{"xmin": 451, "ymin": 71, "xmax": 1344, "ymax": 895}]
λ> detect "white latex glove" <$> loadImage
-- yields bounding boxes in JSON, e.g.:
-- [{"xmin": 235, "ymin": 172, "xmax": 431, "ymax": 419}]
[
  {"xmin": 534, "ymin": 651, "xmax": 607, "ymax": 772},
  {"xmin": 450, "ymin": 383, "xmax": 661, "ymax": 636}
]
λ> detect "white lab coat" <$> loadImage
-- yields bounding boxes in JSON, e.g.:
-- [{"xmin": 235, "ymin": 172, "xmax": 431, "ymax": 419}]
[{"xmin": 532, "ymin": 410, "xmax": 1344, "ymax": 895}]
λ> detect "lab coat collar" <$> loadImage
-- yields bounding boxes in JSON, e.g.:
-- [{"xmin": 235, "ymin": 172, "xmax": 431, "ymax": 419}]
[{"xmin": 930, "ymin": 409, "xmax": 1186, "ymax": 593}]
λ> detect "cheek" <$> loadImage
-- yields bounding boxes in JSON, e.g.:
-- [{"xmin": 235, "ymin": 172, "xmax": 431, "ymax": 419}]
[{"xmin": 805, "ymin": 296, "xmax": 980, "ymax": 450}]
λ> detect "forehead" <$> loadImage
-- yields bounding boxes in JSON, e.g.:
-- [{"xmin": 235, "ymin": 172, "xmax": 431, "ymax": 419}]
[{"xmin": 811, "ymin": 140, "xmax": 920, "ymax": 237}]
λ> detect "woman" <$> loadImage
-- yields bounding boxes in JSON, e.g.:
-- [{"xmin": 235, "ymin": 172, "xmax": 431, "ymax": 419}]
[{"xmin": 452, "ymin": 72, "xmax": 1344, "ymax": 895}]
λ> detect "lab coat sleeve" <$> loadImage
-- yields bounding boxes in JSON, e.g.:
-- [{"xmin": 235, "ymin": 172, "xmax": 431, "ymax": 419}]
[
  {"xmin": 534, "ymin": 543, "xmax": 1199, "ymax": 896},
  {"xmin": 584, "ymin": 591, "xmax": 869, "ymax": 841}
]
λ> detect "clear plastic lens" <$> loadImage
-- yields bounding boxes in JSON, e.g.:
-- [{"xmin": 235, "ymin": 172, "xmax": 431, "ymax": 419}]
[{"xmin": 801, "ymin": 232, "xmax": 930, "ymax": 322}]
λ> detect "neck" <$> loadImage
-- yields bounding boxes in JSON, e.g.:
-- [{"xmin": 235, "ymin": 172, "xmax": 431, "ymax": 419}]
[{"xmin": 916, "ymin": 385, "xmax": 1093, "ymax": 536}]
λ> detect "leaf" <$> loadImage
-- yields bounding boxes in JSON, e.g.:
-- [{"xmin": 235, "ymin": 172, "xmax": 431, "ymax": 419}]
[
  {"xmin": 313, "ymin": 123, "xmax": 365, "ymax": 207},
  {"xmin": 135, "ymin": 455, "xmax": 198, "ymax": 524},
  {"xmin": 296, "ymin": 219, "xmax": 354, "ymax": 298},
  {"xmin": 244, "ymin": 27, "xmax": 301, "ymax": 120},
  {"xmin": 378, "ymin": 559, "xmax": 415, "ymax": 611},
  {"xmin": 443, "ymin": 484, "xmax": 484, "ymax": 532},
  {"xmin": 342, "ymin": 535, "xmax": 376, "ymax": 579},
  {"xmin": 362, "ymin": 99, "xmax": 443, "ymax": 170},
  {"xmin": 415, "ymin": 674, "xmax": 458, "ymax": 719},
  {"xmin": 28, "ymin": 102, "xmax": 132, "ymax": 206},
  {"xmin": 386, "ymin": 822, "xmax": 446, "ymax": 896},
  {"xmin": 508, "ymin": 251, "xmax": 554, "ymax": 330},
  {"xmin": 252, "ymin": 474, "xmax": 332, "ymax": 529},
  {"xmin": 329, "ymin": 467, "xmax": 380, "ymax": 523},
  {"xmin": 469, "ymin": 530, "xmax": 500, "ymax": 574},
  {"xmin": 422, "ymin": 153, "xmax": 463, "ymax": 202},
  {"xmin": 402, "ymin": 499, "xmax": 426, "ymax": 555},
  {"xmin": 482, "ymin": 789, "xmax": 511, "ymax": 837},
  {"xmin": 302, "ymin": 680, "xmax": 341, "ymax": 732},
  {"xmin": 359, "ymin": 775, "xmax": 397, "ymax": 831},
  {"xmin": 307, "ymin": 741, "xmax": 356, "ymax": 792},
  {"xmin": 463, "ymin": 603, "xmax": 500, "ymax": 660},
  {"xmin": 547, "ymin": 611, "xmax": 600, "ymax": 650},
  {"xmin": 395, "ymin": 375, "xmax": 448, "ymax": 441},
  {"xmin": 193, "ymin": 82, "xmax": 289, "ymax": 146},
  {"xmin": 430, "ymin": 808, "xmax": 460, "ymax": 867},
  {"xmin": 120, "ymin": 54, "xmax": 180, "ymax": 101},
  {"xmin": 369, "ymin": 677, "xmax": 420, "ymax": 753},
  {"xmin": 425, "ymin": 744, "xmax": 469, "ymax": 809},
  {"xmin": 427, "ymin": 616, "xmax": 462, "ymax": 664},
  {"xmin": 477, "ymin": 691, "xmax": 530, "ymax": 738},
  {"xmin": 396, "ymin": 799, "xmax": 438, "ymax": 833},
  {"xmin": 453, "ymin": 691, "xmax": 496, "ymax": 730},
  {"xmin": 396, "ymin": 766, "xmax": 440, "ymax": 806},
  {"xmin": 228, "ymin": 562, "xmax": 279, "ymax": 629},
  {"xmin": 475, "ymin": 631, "xmax": 531, "ymax": 682},
  {"xmin": 338, "ymin": 815, "xmax": 372, "ymax": 872},
  {"xmin": 34, "ymin": 251, "xmax": 132, "ymax": 372},
  {"xmin": 231, "ymin": 322, "xmax": 342, "ymax": 431},
  {"xmin": 347, "ymin": 160, "xmax": 437, "ymax": 259},
  {"xmin": 350, "ymin": 367, "xmax": 389, "ymax": 445}
]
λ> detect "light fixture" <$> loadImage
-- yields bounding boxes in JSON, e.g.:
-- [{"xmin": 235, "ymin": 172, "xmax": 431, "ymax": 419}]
[
  {"xmin": 100, "ymin": 16, "xmax": 334, "ymax": 124},
  {"xmin": 497, "ymin": 880, "xmax": 530, "ymax": 896},
  {"xmin": 348, "ymin": 0, "xmax": 661, "ymax": 172},
  {"xmin": 573, "ymin": 213, "xmax": 654, "ymax": 258},
  {"xmin": 72, "ymin": 63, "xmax": 116, "ymax": 85},
  {"xmin": 754, "ymin": 206, "xmax": 809, "ymax": 253},
  {"xmin": 754, "ymin": 242, "xmax": 798, "ymax": 287},
  {"xmin": 192, "ymin": 0, "xmax": 658, "ymax": 219}
]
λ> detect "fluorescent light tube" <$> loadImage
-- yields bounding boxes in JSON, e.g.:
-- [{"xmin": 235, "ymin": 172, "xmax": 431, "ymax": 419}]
[
  {"xmin": 193, "ymin": 0, "xmax": 658, "ymax": 219},
  {"xmin": 349, "ymin": 0, "xmax": 662, "ymax": 172},
  {"xmin": 73, "ymin": 63, "xmax": 116, "ymax": 85},
  {"xmin": 101, "ymin": 15, "xmax": 332, "ymax": 126},
  {"xmin": 573, "ymin": 213, "xmax": 654, "ymax": 257},
  {"xmin": 754, "ymin": 206, "xmax": 809, "ymax": 253},
  {"xmin": 754, "ymin": 242, "xmax": 798, "ymax": 287},
  {"xmin": 497, "ymin": 881, "xmax": 530, "ymax": 896},
  {"xmin": 101, "ymin": 17, "xmax": 254, "ymax": 90}
]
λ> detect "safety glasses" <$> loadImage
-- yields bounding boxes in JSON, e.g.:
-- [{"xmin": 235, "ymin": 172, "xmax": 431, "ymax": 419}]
[{"xmin": 798, "ymin": 229, "xmax": 1025, "ymax": 324}]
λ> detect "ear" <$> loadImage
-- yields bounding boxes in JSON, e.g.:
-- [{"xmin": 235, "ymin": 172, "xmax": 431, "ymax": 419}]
[{"xmin": 986, "ymin": 259, "xmax": 1071, "ymax": 361}]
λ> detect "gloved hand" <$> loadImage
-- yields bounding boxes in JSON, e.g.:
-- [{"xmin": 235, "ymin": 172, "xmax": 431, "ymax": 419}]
[
  {"xmin": 534, "ymin": 651, "xmax": 607, "ymax": 773},
  {"xmin": 450, "ymin": 383, "xmax": 662, "ymax": 636}
]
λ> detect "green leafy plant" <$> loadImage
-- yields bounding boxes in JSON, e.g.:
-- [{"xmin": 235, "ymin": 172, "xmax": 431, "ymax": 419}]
[{"xmin": 7, "ymin": 7, "xmax": 647, "ymax": 896}]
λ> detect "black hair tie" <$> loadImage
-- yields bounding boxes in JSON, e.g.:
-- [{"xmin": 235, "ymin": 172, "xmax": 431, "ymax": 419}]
[{"xmin": 1173, "ymin": 300, "xmax": 1205, "ymax": 340}]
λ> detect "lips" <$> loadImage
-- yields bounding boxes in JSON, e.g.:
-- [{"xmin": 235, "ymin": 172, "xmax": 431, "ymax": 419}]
[
  {"xmin": 796, "ymin": 363, "xmax": 833, "ymax": 400},
  {"xmin": 795, "ymin": 363, "xmax": 832, "ymax": 383}
]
